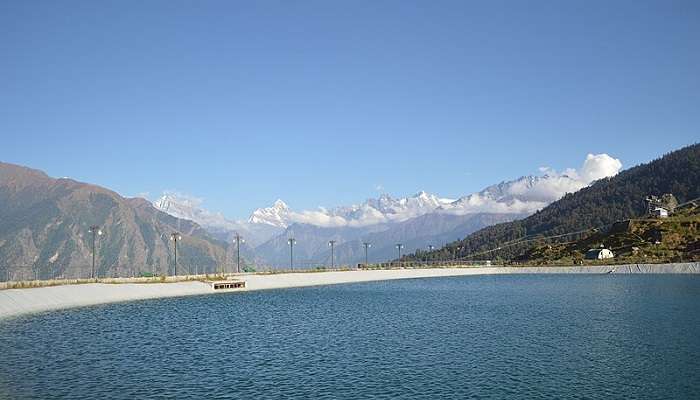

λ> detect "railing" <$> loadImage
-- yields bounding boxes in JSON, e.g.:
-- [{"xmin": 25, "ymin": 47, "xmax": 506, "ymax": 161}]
[{"xmin": 0, "ymin": 264, "xmax": 228, "ymax": 283}]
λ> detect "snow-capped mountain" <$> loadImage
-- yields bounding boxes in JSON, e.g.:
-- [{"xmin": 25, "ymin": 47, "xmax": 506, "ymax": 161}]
[
  {"xmin": 339, "ymin": 191, "xmax": 451, "ymax": 217},
  {"xmin": 154, "ymin": 180, "xmax": 562, "ymax": 237},
  {"xmin": 248, "ymin": 199, "xmax": 292, "ymax": 228},
  {"xmin": 329, "ymin": 191, "xmax": 455, "ymax": 226},
  {"xmin": 439, "ymin": 153, "xmax": 622, "ymax": 216},
  {"xmin": 154, "ymin": 193, "xmax": 240, "ymax": 231},
  {"xmin": 438, "ymin": 175, "xmax": 576, "ymax": 215},
  {"xmin": 253, "ymin": 191, "xmax": 456, "ymax": 229},
  {"xmin": 153, "ymin": 193, "xmax": 283, "ymax": 246}
]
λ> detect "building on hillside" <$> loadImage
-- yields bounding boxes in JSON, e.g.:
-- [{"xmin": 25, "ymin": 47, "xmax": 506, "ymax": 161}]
[
  {"xmin": 646, "ymin": 194, "xmax": 678, "ymax": 216},
  {"xmin": 652, "ymin": 207, "xmax": 669, "ymax": 218},
  {"xmin": 585, "ymin": 248, "xmax": 614, "ymax": 260}
]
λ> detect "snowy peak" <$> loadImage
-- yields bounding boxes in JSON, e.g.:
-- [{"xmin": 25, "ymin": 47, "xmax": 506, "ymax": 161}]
[
  {"xmin": 153, "ymin": 192, "xmax": 239, "ymax": 231},
  {"xmin": 410, "ymin": 190, "xmax": 454, "ymax": 208},
  {"xmin": 438, "ymin": 176, "xmax": 552, "ymax": 215},
  {"xmin": 153, "ymin": 193, "xmax": 287, "ymax": 246},
  {"xmin": 154, "ymin": 193, "xmax": 204, "ymax": 222},
  {"xmin": 440, "ymin": 153, "xmax": 622, "ymax": 216},
  {"xmin": 273, "ymin": 199, "xmax": 288, "ymax": 209},
  {"xmin": 326, "ymin": 191, "xmax": 451, "ymax": 226},
  {"xmin": 362, "ymin": 191, "xmax": 450, "ymax": 216},
  {"xmin": 248, "ymin": 199, "xmax": 291, "ymax": 228}
]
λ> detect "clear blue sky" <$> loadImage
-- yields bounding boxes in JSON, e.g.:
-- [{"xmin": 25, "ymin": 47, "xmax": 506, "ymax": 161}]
[{"xmin": 1, "ymin": 1, "xmax": 698, "ymax": 219}]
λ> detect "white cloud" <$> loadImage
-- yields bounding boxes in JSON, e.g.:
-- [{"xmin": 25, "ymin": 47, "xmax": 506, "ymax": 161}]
[
  {"xmin": 285, "ymin": 203, "xmax": 393, "ymax": 228},
  {"xmin": 578, "ymin": 153, "xmax": 623, "ymax": 183},
  {"xmin": 288, "ymin": 210, "xmax": 349, "ymax": 228},
  {"xmin": 508, "ymin": 175, "xmax": 586, "ymax": 203},
  {"xmin": 442, "ymin": 196, "xmax": 549, "ymax": 216},
  {"xmin": 531, "ymin": 153, "xmax": 622, "ymax": 201}
]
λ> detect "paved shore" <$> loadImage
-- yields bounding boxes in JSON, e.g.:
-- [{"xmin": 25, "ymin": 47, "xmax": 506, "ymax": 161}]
[
  {"xmin": 1, "ymin": 263, "xmax": 698, "ymax": 320},
  {"xmin": 243, "ymin": 263, "xmax": 700, "ymax": 291}
]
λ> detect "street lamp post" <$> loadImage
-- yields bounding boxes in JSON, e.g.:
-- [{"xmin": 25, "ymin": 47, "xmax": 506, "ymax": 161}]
[
  {"xmin": 288, "ymin": 238, "xmax": 296, "ymax": 270},
  {"xmin": 234, "ymin": 233, "xmax": 245, "ymax": 273},
  {"xmin": 363, "ymin": 242, "xmax": 371, "ymax": 267},
  {"xmin": 453, "ymin": 246, "xmax": 463, "ymax": 263},
  {"xmin": 328, "ymin": 240, "xmax": 336, "ymax": 269},
  {"xmin": 88, "ymin": 225, "xmax": 103, "ymax": 279},
  {"xmin": 170, "ymin": 232, "xmax": 182, "ymax": 276},
  {"xmin": 396, "ymin": 243, "xmax": 404, "ymax": 266}
]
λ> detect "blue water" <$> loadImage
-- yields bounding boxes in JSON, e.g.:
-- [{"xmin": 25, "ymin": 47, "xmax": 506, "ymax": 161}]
[{"xmin": 1, "ymin": 275, "xmax": 699, "ymax": 399}]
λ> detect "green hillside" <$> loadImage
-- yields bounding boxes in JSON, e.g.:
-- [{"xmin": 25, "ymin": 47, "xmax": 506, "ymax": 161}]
[{"xmin": 519, "ymin": 202, "xmax": 700, "ymax": 265}]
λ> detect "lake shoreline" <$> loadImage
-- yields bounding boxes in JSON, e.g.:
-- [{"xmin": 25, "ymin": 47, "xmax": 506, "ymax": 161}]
[{"xmin": 1, "ymin": 263, "xmax": 698, "ymax": 320}]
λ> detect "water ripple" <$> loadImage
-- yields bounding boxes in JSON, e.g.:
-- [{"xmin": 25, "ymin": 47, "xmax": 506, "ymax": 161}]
[{"xmin": 1, "ymin": 275, "xmax": 699, "ymax": 399}]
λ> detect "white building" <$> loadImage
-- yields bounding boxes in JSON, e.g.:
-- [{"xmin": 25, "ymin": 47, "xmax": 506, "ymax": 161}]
[{"xmin": 652, "ymin": 207, "xmax": 669, "ymax": 218}]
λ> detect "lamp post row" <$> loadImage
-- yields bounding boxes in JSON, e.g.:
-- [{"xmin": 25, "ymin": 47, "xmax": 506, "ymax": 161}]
[
  {"xmin": 81, "ymin": 228, "xmax": 444, "ymax": 279},
  {"xmin": 83, "ymin": 228, "xmax": 247, "ymax": 278}
]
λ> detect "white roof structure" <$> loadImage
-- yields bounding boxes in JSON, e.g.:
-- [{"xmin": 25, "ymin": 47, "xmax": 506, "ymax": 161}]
[
  {"xmin": 585, "ymin": 248, "xmax": 614, "ymax": 260},
  {"xmin": 653, "ymin": 207, "xmax": 669, "ymax": 218}
]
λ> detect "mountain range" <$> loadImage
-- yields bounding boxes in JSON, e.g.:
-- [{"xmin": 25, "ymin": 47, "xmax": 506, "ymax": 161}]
[{"xmin": 0, "ymin": 152, "xmax": 624, "ymax": 277}]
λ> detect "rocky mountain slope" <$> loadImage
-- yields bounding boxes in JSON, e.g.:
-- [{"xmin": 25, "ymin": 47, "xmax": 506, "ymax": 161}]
[{"xmin": 0, "ymin": 163, "xmax": 228, "ymax": 280}]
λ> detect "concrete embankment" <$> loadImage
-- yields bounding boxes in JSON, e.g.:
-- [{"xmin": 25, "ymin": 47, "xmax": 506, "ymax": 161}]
[
  {"xmin": 0, "ymin": 281, "xmax": 213, "ymax": 320},
  {"xmin": 1, "ymin": 263, "xmax": 698, "ymax": 320},
  {"xmin": 496, "ymin": 262, "xmax": 700, "ymax": 275}
]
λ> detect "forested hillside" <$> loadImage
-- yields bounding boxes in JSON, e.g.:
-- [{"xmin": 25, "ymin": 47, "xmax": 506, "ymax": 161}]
[{"xmin": 409, "ymin": 143, "xmax": 700, "ymax": 261}]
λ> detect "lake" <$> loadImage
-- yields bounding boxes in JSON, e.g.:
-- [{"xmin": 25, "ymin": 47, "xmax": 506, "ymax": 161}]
[{"xmin": 1, "ymin": 274, "xmax": 699, "ymax": 399}]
